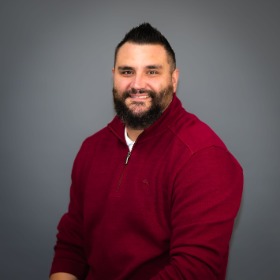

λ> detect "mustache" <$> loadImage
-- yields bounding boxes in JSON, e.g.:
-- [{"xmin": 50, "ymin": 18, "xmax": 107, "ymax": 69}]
[{"xmin": 129, "ymin": 88, "xmax": 149, "ymax": 94}]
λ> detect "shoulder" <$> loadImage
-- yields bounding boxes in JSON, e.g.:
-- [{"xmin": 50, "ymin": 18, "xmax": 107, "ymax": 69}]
[
  {"xmin": 82, "ymin": 126, "xmax": 110, "ymax": 148},
  {"xmin": 81, "ymin": 116, "xmax": 123, "ymax": 149},
  {"xmin": 169, "ymin": 109, "xmax": 227, "ymax": 155}
]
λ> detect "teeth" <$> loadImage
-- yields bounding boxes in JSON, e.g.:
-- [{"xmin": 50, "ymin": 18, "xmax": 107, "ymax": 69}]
[{"xmin": 131, "ymin": 95, "xmax": 148, "ymax": 99}]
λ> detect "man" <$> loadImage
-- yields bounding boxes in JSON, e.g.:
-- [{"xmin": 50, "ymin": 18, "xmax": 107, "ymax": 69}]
[{"xmin": 50, "ymin": 23, "xmax": 243, "ymax": 280}]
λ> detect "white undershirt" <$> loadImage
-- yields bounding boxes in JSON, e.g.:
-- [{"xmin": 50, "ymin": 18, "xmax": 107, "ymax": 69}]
[{"xmin": 124, "ymin": 127, "xmax": 135, "ymax": 151}]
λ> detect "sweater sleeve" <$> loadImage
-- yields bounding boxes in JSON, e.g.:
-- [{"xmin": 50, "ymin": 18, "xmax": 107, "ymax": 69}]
[
  {"xmin": 151, "ymin": 146, "xmax": 243, "ymax": 280},
  {"xmin": 50, "ymin": 144, "xmax": 89, "ymax": 279}
]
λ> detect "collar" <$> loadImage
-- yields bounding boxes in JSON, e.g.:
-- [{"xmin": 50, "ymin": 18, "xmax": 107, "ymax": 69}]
[{"xmin": 124, "ymin": 127, "xmax": 135, "ymax": 151}]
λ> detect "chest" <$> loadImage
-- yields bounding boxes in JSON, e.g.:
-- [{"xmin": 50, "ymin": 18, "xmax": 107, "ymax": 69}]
[{"xmin": 81, "ymin": 133, "xmax": 189, "ymax": 232}]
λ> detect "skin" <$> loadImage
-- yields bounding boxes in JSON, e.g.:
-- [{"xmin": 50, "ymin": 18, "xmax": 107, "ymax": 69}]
[
  {"xmin": 113, "ymin": 42, "xmax": 179, "ymax": 141},
  {"xmin": 50, "ymin": 272, "xmax": 77, "ymax": 280}
]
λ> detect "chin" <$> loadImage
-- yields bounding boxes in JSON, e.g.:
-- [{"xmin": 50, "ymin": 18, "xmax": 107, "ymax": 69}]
[
  {"xmin": 130, "ymin": 109, "xmax": 149, "ymax": 117},
  {"xmin": 129, "ymin": 105, "xmax": 151, "ymax": 115}
]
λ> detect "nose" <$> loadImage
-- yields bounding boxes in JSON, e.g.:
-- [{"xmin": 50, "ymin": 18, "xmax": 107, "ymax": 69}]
[{"xmin": 130, "ymin": 72, "xmax": 146, "ymax": 90}]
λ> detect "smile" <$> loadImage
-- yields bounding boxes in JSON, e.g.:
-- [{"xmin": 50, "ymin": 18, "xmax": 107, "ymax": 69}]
[{"xmin": 130, "ymin": 94, "xmax": 150, "ymax": 99}]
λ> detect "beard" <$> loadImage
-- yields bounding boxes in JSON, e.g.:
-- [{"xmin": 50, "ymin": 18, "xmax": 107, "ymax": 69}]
[{"xmin": 113, "ymin": 85, "xmax": 174, "ymax": 130}]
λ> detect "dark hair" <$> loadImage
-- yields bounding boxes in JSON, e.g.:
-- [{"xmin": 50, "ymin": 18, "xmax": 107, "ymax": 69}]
[{"xmin": 114, "ymin": 23, "xmax": 176, "ymax": 70}]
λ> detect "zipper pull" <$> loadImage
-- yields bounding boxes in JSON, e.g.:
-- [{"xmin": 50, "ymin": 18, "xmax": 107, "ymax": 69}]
[{"xmin": 125, "ymin": 151, "xmax": 131, "ymax": 165}]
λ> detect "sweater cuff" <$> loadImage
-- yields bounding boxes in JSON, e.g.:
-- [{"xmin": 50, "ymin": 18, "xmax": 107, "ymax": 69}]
[{"xmin": 50, "ymin": 258, "xmax": 88, "ymax": 279}]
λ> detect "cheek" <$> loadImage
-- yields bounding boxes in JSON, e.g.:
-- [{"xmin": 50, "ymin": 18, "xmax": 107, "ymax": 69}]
[
  {"xmin": 151, "ymin": 76, "xmax": 172, "ymax": 90},
  {"xmin": 147, "ymin": 80, "xmax": 164, "ymax": 92},
  {"xmin": 114, "ymin": 77, "xmax": 131, "ymax": 91}
]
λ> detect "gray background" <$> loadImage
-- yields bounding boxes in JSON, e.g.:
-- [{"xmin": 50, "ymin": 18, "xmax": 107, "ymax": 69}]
[{"xmin": 1, "ymin": 0, "xmax": 279, "ymax": 279}]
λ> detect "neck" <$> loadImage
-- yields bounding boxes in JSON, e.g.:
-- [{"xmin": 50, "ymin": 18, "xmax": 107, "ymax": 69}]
[{"xmin": 126, "ymin": 127, "xmax": 144, "ymax": 141}]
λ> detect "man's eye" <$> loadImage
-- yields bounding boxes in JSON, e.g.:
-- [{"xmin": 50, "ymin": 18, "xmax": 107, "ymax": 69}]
[
  {"xmin": 148, "ymin": 70, "xmax": 158, "ymax": 75},
  {"xmin": 121, "ymin": 70, "xmax": 133, "ymax": 75}
]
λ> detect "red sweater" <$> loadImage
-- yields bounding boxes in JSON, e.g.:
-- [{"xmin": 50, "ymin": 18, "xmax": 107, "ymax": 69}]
[{"xmin": 50, "ymin": 96, "xmax": 243, "ymax": 280}]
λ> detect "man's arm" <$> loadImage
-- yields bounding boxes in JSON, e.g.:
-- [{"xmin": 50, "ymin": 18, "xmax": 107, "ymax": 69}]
[
  {"xmin": 50, "ymin": 142, "xmax": 90, "ymax": 279},
  {"xmin": 50, "ymin": 272, "xmax": 78, "ymax": 280},
  {"xmin": 151, "ymin": 147, "xmax": 243, "ymax": 279}
]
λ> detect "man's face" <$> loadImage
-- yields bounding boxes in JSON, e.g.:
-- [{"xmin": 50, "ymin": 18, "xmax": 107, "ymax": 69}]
[{"xmin": 112, "ymin": 42, "xmax": 179, "ymax": 129}]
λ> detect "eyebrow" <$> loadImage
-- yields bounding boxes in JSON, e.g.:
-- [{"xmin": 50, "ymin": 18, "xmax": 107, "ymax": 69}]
[
  {"xmin": 146, "ymin": 65, "xmax": 163, "ymax": 69},
  {"xmin": 117, "ymin": 66, "xmax": 134, "ymax": 71},
  {"xmin": 117, "ymin": 65, "xmax": 163, "ymax": 71}
]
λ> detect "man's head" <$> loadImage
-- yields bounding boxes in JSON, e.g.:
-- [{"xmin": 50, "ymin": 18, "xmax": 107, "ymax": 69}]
[{"xmin": 112, "ymin": 23, "xmax": 179, "ymax": 130}]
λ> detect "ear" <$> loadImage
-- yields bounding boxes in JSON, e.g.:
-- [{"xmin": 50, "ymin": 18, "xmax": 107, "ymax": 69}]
[
  {"xmin": 112, "ymin": 68, "xmax": 115, "ymax": 74},
  {"xmin": 172, "ymin": 68, "xmax": 179, "ymax": 92}
]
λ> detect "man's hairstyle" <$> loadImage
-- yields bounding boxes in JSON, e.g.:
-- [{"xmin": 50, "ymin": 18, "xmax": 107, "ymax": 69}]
[{"xmin": 114, "ymin": 23, "xmax": 176, "ymax": 71}]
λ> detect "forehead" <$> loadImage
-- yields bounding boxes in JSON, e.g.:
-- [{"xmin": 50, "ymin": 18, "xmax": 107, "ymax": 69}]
[{"xmin": 115, "ymin": 42, "xmax": 169, "ymax": 66}]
